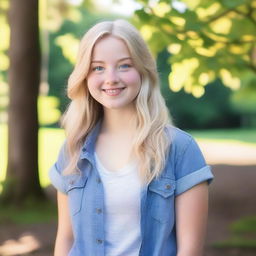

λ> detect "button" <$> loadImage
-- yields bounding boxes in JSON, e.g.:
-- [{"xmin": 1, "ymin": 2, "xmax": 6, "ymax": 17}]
[
  {"xmin": 165, "ymin": 184, "xmax": 171, "ymax": 190},
  {"xmin": 96, "ymin": 208, "xmax": 102, "ymax": 214},
  {"xmin": 69, "ymin": 180, "xmax": 75, "ymax": 185},
  {"xmin": 96, "ymin": 239, "xmax": 103, "ymax": 244},
  {"xmin": 96, "ymin": 178, "xmax": 101, "ymax": 184},
  {"xmin": 82, "ymin": 148, "xmax": 86, "ymax": 152}
]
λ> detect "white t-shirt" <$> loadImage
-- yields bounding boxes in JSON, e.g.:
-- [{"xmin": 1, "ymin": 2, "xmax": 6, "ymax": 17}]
[{"xmin": 94, "ymin": 153, "xmax": 142, "ymax": 256}]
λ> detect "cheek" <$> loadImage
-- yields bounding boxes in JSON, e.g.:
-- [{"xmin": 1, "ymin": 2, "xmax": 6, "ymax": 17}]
[
  {"xmin": 87, "ymin": 75, "xmax": 101, "ymax": 92},
  {"xmin": 122, "ymin": 70, "xmax": 141, "ymax": 86},
  {"xmin": 87, "ymin": 79, "xmax": 99, "ymax": 102}
]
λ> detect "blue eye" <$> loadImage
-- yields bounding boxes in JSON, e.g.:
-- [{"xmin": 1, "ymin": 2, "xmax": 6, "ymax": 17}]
[
  {"xmin": 119, "ymin": 64, "xmax": 131, "ymax": 69},
  {"xmin": 92, "ymin": 66, "xmax": 104, "ymax": 71}
]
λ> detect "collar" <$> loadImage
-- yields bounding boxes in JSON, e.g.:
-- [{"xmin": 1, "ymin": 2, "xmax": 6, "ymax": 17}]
[{"xmin": 80, "ymin": 119, "xmax": 102, "ymax": 161}]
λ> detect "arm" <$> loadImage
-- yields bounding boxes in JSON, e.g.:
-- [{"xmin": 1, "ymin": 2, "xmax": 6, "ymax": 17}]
[
  {"xmin": 175, "ymin": 182, "xmax": 209, "ymax": 256},
  {"xmin": 54, "ymin": 191, "xmax": 74, "ymax": 256}
]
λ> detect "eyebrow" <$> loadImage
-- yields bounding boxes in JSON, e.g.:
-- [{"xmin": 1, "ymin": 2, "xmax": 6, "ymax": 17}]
[{"xmin": 91, "ymin": 57, "xmax": 132, "ymax": 63}]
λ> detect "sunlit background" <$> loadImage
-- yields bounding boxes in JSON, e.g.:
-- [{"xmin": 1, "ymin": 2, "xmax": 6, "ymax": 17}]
[{"xmin": 0, "ymin": 0, "xmax": 256, "ymax": 255}]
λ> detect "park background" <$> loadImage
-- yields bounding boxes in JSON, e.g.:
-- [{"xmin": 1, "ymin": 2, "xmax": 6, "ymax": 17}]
[{"xmin": 0, "ymin": 0, "xmax": 256, "ymax": 255}]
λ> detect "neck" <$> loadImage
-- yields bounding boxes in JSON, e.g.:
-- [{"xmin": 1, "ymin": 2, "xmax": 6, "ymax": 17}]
[{"xmin": 101, "ymin": 107, "xmax": 137, "ymax": 134}]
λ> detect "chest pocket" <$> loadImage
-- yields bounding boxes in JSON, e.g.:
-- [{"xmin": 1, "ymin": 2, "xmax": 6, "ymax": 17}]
[
  {"xmin": 67, "ymin": 176, "xmax": 88, "ymax": 216},
  {"xmin": 148, "ymin": 177, "xmax": 176, "ymax": 223}
]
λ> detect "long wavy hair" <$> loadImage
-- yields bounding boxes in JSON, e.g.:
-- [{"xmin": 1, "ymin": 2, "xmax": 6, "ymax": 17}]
[{"xmin": 62, "ymin": 19, "xmax": 172, "ymax": 184}]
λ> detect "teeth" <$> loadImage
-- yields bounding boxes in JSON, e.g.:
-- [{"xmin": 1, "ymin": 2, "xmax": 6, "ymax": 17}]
[
  {"xmin": 103, "ymin": 87, "xmax": 125, "ymax": 96},
  {"xmin": 105, "ymin": 89, "xmax": 123, "ymax": 92}
]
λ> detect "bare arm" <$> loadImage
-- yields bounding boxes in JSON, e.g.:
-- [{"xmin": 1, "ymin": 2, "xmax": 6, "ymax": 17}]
[
  {"xmin": 54, "ymin": 191, "xmax": 74, "ymax": 256},
  {"xmin": 175, "ymin": 182, "xmax": 209, "ymax": 256}
]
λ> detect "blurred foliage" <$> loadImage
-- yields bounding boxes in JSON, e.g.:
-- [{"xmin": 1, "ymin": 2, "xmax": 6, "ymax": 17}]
[
  {"xmin": 231, "ymin": 94, "xmax": 256, "ymax": 126},
  {"xmin": 1, "ymin": 0, "xmax": 255, "ymax": 128},
  {"xmin": 0, "ymin": 124, "xmax": 7, "ymax": 192},
  {"xmin": 38, "ymin": 96, "xmax": 61, "ymax": 126},
  {"xmin": 214, "ymin": 216, "xmax": 256, "ymax": 249},
  {"xmin": 55, "ymin": 33, "xmax": 79, "ymax": 64},
  {"xmin": 0, "ymin": 0, "xmax": 9, "ymax": 73},
  {"xmin": 38, "ymin": 127, "xmax": 65, "ymax": 187},
  {"xmin": 0, "ymin": 0, "xmax": 88, "ymax": 127},
  {"xmin": 133, "ymin": 0, "xmax": 256, "ymax": 96},
  {"xmin": 0, "ymin": 77, "xmax": 8, "ymax": 123},
  {"xmin": 158, "ymin": 50, "xmax": 240, "ymax": 129},
  {"xmin": 131, "ymin": 0, "xmax": 256, "ymax": 128},
  {"xmin": 0, "ymin": 0, "xmax": 80, "ymax": 77},
  {"xmin": 39, "ymin": 0, "xmax": 82, "ymax": 32}
]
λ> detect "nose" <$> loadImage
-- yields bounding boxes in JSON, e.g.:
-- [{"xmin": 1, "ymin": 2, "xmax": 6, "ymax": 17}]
[{"xmin": 105, "ymin": 68, "xmax": 119, "ymax": 85}]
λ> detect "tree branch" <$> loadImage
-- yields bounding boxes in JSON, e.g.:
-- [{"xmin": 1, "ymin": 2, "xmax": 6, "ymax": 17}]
[
  {"xmin": 233, "ymin": 9, "xmax": 256, "ymax": 25},
  {"xmin": 205, "ymin": 8, "xmax": 235, "ymax": 24}
]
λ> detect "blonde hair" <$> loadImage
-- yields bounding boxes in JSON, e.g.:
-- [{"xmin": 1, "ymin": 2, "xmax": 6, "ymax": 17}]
[{"xmin": 62, "ymin": 19, "xmax": 172, "ymax": 184}]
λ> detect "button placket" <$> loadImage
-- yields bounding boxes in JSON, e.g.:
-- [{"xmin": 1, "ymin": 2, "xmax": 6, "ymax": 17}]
[
  {"xmin": 96, "ymin": 208, "xmax": 102, "ymax": 214},
  {"xmin": 96, "ymin": 239, "xmax": 103, "ymax": 244},
  {"xmin": 93, "ymin": 169, "xmax": 105, "ymax": 252}
]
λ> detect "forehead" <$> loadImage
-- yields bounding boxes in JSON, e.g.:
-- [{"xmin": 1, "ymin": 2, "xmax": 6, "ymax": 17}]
[{"xmin": 91, "ymin": 35, "xmax": 131, "ymax": 60}]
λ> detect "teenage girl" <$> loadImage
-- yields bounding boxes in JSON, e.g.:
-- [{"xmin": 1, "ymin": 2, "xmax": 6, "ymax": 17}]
[{"xmin": 49, "ymin": 19, "xmax": 213, "ymax": 256}]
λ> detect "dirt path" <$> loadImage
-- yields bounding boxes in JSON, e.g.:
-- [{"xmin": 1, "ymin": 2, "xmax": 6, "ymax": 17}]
[
  {"xmin": 206, "ymin": 164, "xmax": 256, "ymax": 256},
  {"xmin": 0, "ymin": 142, "xmax": 256, "ymax": 256},
  {"xmin": 202, "ymin": 141, "xmax": 256, "ymax": 256}
]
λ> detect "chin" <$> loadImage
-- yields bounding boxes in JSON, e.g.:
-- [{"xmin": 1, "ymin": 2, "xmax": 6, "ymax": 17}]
[
  {"xmin": 103, "ymin": 102, "xmax": 135, "ymax": 111},
  {"xmin": 104, "ymin": 105, "xmax": 125, "ymax": 110}
]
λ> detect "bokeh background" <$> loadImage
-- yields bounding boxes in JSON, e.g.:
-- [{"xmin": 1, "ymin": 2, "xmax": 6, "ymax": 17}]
[{"xmin": 0, "ymin": 0, "xmax": 256, "ymax": 255}]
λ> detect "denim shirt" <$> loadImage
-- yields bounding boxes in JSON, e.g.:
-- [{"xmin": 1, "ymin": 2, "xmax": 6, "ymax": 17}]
[{"xmin": 49, "ymin": 121, "xmax": 213, "ymax": 256}]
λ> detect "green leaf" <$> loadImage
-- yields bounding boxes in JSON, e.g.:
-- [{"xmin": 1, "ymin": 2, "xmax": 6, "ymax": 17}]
[
  {"xmin": 221, "ymin": 0, "xmax": 249, "ymax": 8},
  {"xmin": 135, "ymin": 9, "xmax": 152, "ymax": 22}
]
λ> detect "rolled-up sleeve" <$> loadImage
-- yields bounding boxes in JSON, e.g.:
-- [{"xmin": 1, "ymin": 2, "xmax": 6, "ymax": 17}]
[
  {"xmin": 49, "ymin": 143, "xmax": 68, "ymax": 194},
  {"xmin": 174, "ymin": 135, "xmax": 213, "ymax": 196}
]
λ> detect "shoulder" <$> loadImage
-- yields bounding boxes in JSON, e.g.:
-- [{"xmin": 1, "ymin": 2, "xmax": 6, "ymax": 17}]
[
  {"xmin": 164, "ymin": 125, "xmax": 213, "ymax": 195},
  {"xmin": 56, "ymin": 140, "xmax": 69, "ymax": 170},
  {"xmin": 48, "ymin": 140, "xmax": 70, "ymax": 194},
  {"xmin": 165, "ymin": 125, "xmax": 194, "ymax": 157}
]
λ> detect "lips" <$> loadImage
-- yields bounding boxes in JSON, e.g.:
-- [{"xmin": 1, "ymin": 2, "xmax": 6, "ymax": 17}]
[{"xmin": 103, "ymin": 87, "xmax": 126, "ymax": 96}]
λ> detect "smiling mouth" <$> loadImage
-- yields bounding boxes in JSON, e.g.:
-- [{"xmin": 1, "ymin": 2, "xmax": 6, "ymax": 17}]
[{"xmin": 102, "ymin": 87, "xmax": 126, "ymax": 96}]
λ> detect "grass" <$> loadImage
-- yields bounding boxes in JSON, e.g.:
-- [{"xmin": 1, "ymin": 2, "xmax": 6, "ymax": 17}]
[
  {"xmin": 189, "ymin": 128, "xmax": 256, "ymax": 146},
  {"xmin": 0, "ymin": 200, "xmax": 57, "ymax": 225},
  {"xmin": 231, "ymin": 216, "xmax": 256, "ymax": 234},
  {"xmin": 213, "ymin": 216, "xmax": 256, "ymax": 249}
]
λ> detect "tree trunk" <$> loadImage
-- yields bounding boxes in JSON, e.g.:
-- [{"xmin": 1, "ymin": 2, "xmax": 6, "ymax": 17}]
[{"xmin": 3, "ymin": 0, "xmax": 44, "ymax": 203}]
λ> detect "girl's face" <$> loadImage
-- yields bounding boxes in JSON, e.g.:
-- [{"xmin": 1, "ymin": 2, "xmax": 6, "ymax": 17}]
[{"xmin": 87, "ymin": 35, "xmax": 141, "ymax": 111}]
